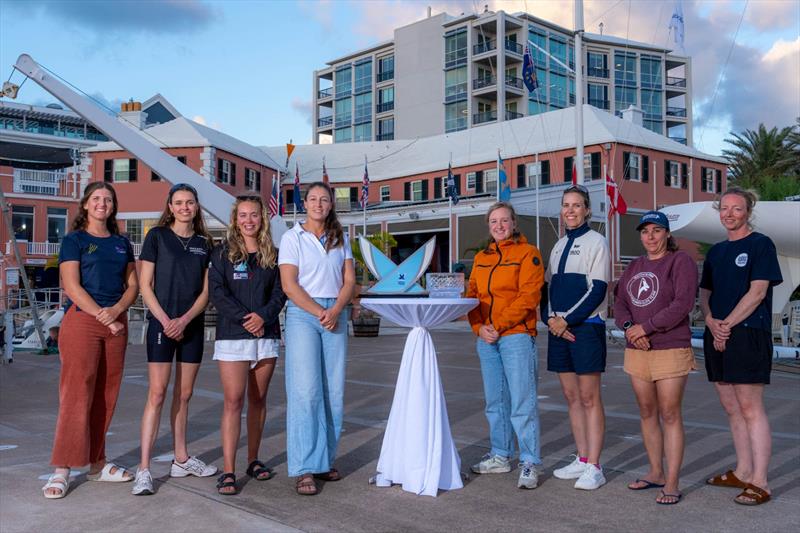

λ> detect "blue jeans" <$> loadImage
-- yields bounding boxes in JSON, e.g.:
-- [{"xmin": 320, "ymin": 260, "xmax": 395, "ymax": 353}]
[
  {"xmin": 284, "ymin": 299, "xmax": 349, "ymax": 477},
  {"xmin": 476, "ymin": 333, "xmax": 541, "ymax": 465}
]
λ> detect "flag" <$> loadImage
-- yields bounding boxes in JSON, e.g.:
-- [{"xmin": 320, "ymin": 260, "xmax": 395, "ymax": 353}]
[
  {"xmin": 606, "ymin": 173, "xmax": 628, "ymax": 217},
  {"xmin": 361, "ymin": 156, "xmax": 369, "ymax": 208},
  {"xmin": 571, "ymin": 159, "xmax": 577, "ymax": 185},
  {"xmin": 522, "ymin": 43, "xmax": 539, "ymax": 92},
  {"xmin": 498, "ymin": 154, "xmax": 511, "ymax": 202},
  {"xmin": 322, "ymin": 156, "xmax": 330, "ymax": 185},
  {"xmin": 268, "ymin": 173, "xmax": 279, "ymax": 218},
  {"xmin": 446, "ymin": 161, "xmax": 459, "ymax": 205},
  {"xmin": 293, "ymin": 162, "xmax": 303, "ymax": 213},
  {"xmin": 668, "ymin": 1, "xmax": 685, "ymax": 53}
]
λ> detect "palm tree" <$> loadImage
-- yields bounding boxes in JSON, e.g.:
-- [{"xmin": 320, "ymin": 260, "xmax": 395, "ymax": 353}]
[{"xmin": 722, "ymin": 123, "xmax": 795, "ymax": 188}]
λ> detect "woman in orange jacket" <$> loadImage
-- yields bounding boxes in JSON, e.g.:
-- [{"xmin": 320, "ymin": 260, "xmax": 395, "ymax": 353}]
[{"xmin": 467, "ymin": 202, "xmax": 545, "ymax": 489}]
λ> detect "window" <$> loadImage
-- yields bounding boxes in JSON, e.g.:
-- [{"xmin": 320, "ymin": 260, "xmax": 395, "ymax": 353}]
[
  {"xmin": 217, "ymin": 158, "xmax": 236, "ymax": 185},
  {"xmin": 104, "ymin": 158, "xmax": 138, "ymax": 182},
  {"xmin": 614, "ymin": 86, "xmax": 637, "ymax": 115},
  {"xmin": 526, "ymin": 160, "xmax": 550, "ymax": 185},
  {"xmin": 377, "ymin": 86, "xmax": 394, "ymax": 112},
  {"xmin": 643, "ymin": 120, "xmax": 663, "ymax": 134},
  {"xmin": 640, "ymin": 56, "xmax": 662, "ymax": 89},
  {"xmin": 588, "ymin": 83, "xmax": 608, "ymax": 109},
  {"xmin": 380, "ymin": 185, "xmax": 390, "ymax": 202},
  {"xmin": 354, "ymin": 60, "xmax": 372, "ymax": 94},
  {"xmin": 335, "ymin": 66, "xmax": 352, "ymax": 96},
  {"xmin": 354, "ymin": 93, "xmax": 372, "ymax": 123},
  {"xmin": 377, "ymin": 55, "xmax": 394, "ymax": 82},
  {"xmin": 335, "ymin": 187, "xmax": 351, "ymax": 211},
  {"xmin": 529, "ymin": 99, "xmax": 548, "ymax": 116},
  {"xmin": 614, "ymin": 52, "xmax": 637, "ymax": 87},
  {"xmin": 12, "ymin": 205, "xmax": 33, "ymax": 241},
  {"xmin": 641, "ymin": 89, "xmax": 662, "ymax": 119},
  {"xmin": 377, "ymin": 117, "xmax": 394, "ymax": 140},
  {"xmin": 335, "ymin": 97, "xmax": 352, "ymax": 125},
  {"xmin": 484, "ymin": 169, "xmax": 498, "ymax": 195},
  {"xmin": 47, "ymin": 207, "xmax": 67, "ymax": 243},
  {"xmin": 664, "ymin": 160, "xmax": 687, "ymax": 188},
  {"xmin": 445, "ymin": 101, "xmax": 467, "ymax": 132},
  {"xmin": 585, "ymin": 153, "xmax": 601, "ymax": 180},
  {"xmin": 549, "ymin": 36, "xmax": 567, "ymax": 73},
  {"xmin": 245, "ymin": 168, "xmax": 261, "ymax": 191},
  {"xmin": 466, "ymin": 172, "xmax": 476, "ymax": 190},
  {"xmin": 468, "ymin": 171, "xmax": 485, "ymax": 193},
  {"xmin": 587, "ymin": 51, "xmax": 608, "ymax": 78},
  {"xmin": 411, "ymin": 180, "xmax": 423, "ymax": 201},
  {"xmin": 334, "ymin": 127, "xmax": 352, "ymax": 143},
  {"xmin": 354, "ymin": 123, "xmax": 371, "ymax": 142},
  {"xmin": 528, "ymin": 28, "xmax": 547, "ymax": 64},
  {"xmin": 444, "ymin": 67, "xmax": 467, "ymax": 102},
  {"xmin": 433, "ymin": 177, "xmax": 443, "ymax": 199},
  {"xmin": 444, "ymin": 29, "xmax": 468, "ymax": 68},
  {"xmin": 623, "ymin": 152, "xmax": 649, "ymax": 182},
  {"xmin": 550, "ymin": 72, "xmax": 567, "ymax": 108},
  {"xmin": 126, "ymin": 219, "xmax": 143, "ymax": 244}
]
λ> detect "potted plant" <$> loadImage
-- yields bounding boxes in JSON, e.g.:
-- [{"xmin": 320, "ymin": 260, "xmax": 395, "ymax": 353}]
[{"xmin": 350, "ymin": 232, "xmax": 397, "ymax": 337}]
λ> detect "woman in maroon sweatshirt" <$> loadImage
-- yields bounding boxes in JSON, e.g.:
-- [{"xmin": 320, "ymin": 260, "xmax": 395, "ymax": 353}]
[{"xmin": 614, "ymin": 211, "xmax": 698, "ymax": 505}]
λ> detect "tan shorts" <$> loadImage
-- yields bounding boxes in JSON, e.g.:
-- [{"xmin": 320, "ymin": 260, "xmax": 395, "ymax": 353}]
[{"xmin": 623, "ymin": 347, "xmax": 696, "ymax": 382}]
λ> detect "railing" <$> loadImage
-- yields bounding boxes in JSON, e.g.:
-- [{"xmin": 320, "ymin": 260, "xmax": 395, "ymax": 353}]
[
  {"xmin": 377, "ymin": 70, "xmax": 394, "ymax": 82},
  {"xmin": 376, "ymin": 132, "xmax": 394, "ymax": 141},
  {"xmin": 317, "ymin": 116, "xmax": 333, "ymax": 128},
  {"xmin": 444, "ymin": 52, "xmax": 467, "ymax": 69},
  {"xmin": 473, "ymin": 110, "xmax": 497, "ymax": 124},
  {"xmin": 666, "ymin": 106, "xmax": 687, "ymax": 118},
  {"xmin": 505, "ymin": 76, "xmax": 523, "ymax": 90},
  {"xmin": 505, "ymin": 110, "xmax": 523, "ymax": 120},
  {"xmin": 376, "ymin": 101, "xmax": 394, "ymax": 113},
  {"xmin": 473, "ymin": 40, "xmax": 496, "ymax": 55},
  {"xmin": 445, "ymin": 84, "xmax": 468, "ymax": 103},
  {"xmin": 12, "ymin": 169, "xmax": 73, "ymax": 197},
  {"xmin": 669, "ymin": 137, "xmax": 688, "ymax": 145},
  {"xmin": 589, "ymin": 98, "xmax": 609, "ymax": 110},
  {"xmin": 5, "ymin": 240, "xmax": 143, "ymax": 257},
  {"xmin": 504, "ymin": 40, "xmax": 523, "ymax": 55},
  {"xmin": 587, "ymin": 67, "xmax": 609, "ymax": 78},
  {"xmin": 473, "ymin": 75, "xmax": 497, "ymax": 90},
  {"xmin": 334, "ymin": 113, "xmax": 352, "ymax": 125},
  {"xmin": 666, "ymin": 76, "xmax": 686, "ymax": 88},
  {"xmin": 318, "ymin": 87, "xmax": 333, "ymax": 99}
]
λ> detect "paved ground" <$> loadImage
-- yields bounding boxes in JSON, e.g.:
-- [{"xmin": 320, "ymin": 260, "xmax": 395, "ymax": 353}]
[{"xmin": 1, "ymin": 322, "xmax": 798, "ymax": 532}]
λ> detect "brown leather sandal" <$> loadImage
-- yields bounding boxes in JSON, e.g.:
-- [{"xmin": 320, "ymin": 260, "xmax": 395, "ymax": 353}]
[
  {"xmin": 735, "ymin": 484, "xmax": 771, "ymax": 506},
  {"xmin": 296, "ymin": 474, "xmax": 318, "ymax": 496},
  {"xmin": 706, "ymin": 469, "xmax": 747, "ymax": 489},
  {"xmin": 313, "ymin": 468, "xmax": 342, "ymax": 482}
]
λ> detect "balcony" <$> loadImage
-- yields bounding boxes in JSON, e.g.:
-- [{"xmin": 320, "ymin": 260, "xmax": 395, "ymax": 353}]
[
  {"xmin": 666, "ymin": 76, "xmax": 686, "ymax": 88},
  {"xmin": 12, "ymin": 169, "xmax": 75, "ymax": 197},
  {"xmin": 505, "ymin": 110, "xmax": 523, "ymax": 120},
  {"xmin": 587, "ymin": 67, "xmax": 609, "ymax": 78},
  {"xmin": 317, "ymin": 116, "xmax": 333, "ymax": 128},
  {"xmin": 376, "ymin": 132, "xmax": 394, "ymax": 141},
  {"xmin": 588, "ymin": 98, "xmax": 610, "ymax": 110},
  {"xmin": 666, "ymin": 106, "xmax": 687, "ymax": 118},
  {"xmin": 669, "ymin": 137, "xmax": 687, "ymax": 145},
  {"xmin": 377, "ymin": 70, "xmax": 394, "ymax": 83},
  {"xmin": 505, "ymin": 76, "xmax": 524, "ymax": 90},
  {"xmin": 473, "ymin": 75, "xmax": 497, "ymax": 90},
  {"xmin": 473, "ymin": 40, "xmax": 496, "ymax": 55},
  {"xmin": 504, "ymin": 40, "xmax": 523, "ymax": 55},
  {"xmin": 473, "ymin": 110, "xmax": 497, "ymax": 125},
  {"xmin": 376, "ymin": 101, "xmax": 394, "ymax": 113},
  {"xmin": 4, "ymin": 240, "xmax": 143, "ymax": 257},
  {"xmin": 318, "ymin": 87, "xmax": 333, "ymax": 99}
]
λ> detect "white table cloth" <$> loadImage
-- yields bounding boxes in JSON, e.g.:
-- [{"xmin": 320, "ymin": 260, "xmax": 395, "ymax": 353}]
[{"xmin": 360, "ymin": 297, "xmax": 478, "ymax": 497}]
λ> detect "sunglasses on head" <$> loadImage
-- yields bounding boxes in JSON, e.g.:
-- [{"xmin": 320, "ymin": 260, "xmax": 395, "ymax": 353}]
[
  {"xmin": 237, "ymin": 194, "xmax": 263, "ymax": 202},
  {"xmin": 169, "ymin": 183, "xmax": 198, "ymax": 197},
  {"xmin": 564, "ymin": 184, "xmax": 589, "ymax": 194}
]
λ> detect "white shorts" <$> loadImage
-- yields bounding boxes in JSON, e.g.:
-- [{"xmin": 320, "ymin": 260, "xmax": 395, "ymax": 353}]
[{"xmin": 213, "ymin": 338, "xmax": 280, "ymax": 369}]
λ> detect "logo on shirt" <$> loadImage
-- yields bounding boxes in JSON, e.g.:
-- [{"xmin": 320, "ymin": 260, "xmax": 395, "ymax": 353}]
[
  {"xmin": 233, "ymin": 261, "xmax": 249, "ymax": 280},
  {"xmin": 735, "ymin": 253, "xmax": 748, "ymax": 267},
  {"xmin": 189, "ymin": 246, "xmax": 207, "ymax": 256},
  {"xmin": 86, "ymin": 243, "xmax": 98, "ymax": 255},
  {"xmin": 627, "ymin": 272, "xmax": 659, "ymax": 307},
  {"xmin": 115, "ymin": 245, "xmax": 127, "ymax": 254}
]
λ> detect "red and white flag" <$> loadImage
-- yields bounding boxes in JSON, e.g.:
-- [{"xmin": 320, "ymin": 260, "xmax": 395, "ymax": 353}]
[
  {"xmin": 606, "ymin": 173, "xmax": 627, "ymax": 217},
  {"xmin": 268, "ymin": 173, "xmax": 280, "ymax": 217},
  {"xmin": 322, "ymin": 156, "xmax": 329, "ymax": 185}
]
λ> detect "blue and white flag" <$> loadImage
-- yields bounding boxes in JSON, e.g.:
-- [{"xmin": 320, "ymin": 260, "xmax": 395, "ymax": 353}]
[
  {"xmin": 668, "ymin": 1, "xmax": 685, "ymax": 53},
  {"xmin": 498, "ymin": 154, "xmax": 511, "ymax": 202},
  {"xmin": 522, "ymin": 44, "xmax": 539, "ymax": 92},
  {"xmin": 293, "ymin": 162, "xmax": 303, "ymax": 213},
  {"xmin": 360, "ymin": 155, "xmax": 369, "ymax": 208},
  {"xmin": 446, "ymin": 161, "xmax": 459, "ymax": 205}
]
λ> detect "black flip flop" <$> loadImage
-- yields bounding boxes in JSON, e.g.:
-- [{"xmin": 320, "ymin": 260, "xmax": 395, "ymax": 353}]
[
  {"xmin": 656, "ymin": 490, "xmax": 683, "ymax": 505},
  {"xmin": 246, "ymin": 460, "xmax": 274, "ymax": 481},
  {"xmin": 628, "ymin": 478, "xmax": 666, "ymax": 490}
]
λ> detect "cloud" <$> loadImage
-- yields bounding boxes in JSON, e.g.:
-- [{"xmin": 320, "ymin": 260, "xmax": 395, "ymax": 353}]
[
  {"xmin": 745, "ymin": 0, "xmax": 800, "ymax": 31},
  {"xmin": 291, "ymin": 97, "xmax": 314, "ymax": 126},
  {"xmin": 192, "ymin": 115, "xmax": 207, "ymax": 125},
  {"xmin": 14, "ymin": 0, "xmax": 215, "ymax": 34},
  {"xmin": 763, "ymin": 36, "xmax": 800, "ymax": 63},
  {"xmin": 299, "ymin": 0, "xmax": 335, "ymax": 33}
]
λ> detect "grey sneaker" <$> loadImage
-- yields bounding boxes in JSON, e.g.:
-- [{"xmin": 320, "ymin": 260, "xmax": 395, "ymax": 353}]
[
  {"xmin": 131, "ymin": 469, "xmax": 153, "ymax": 496},
  {"xmin": 553, "ymin": 454, "xmax": 587, "ymax": 480},
  {"xmin": 170, "ymin": 456, "xmax": 217, "ymax": 478},
  {"xmin": 574, "ymin": 464, "xmax": 606, "ymax": 490},
  {"xmin": 471, "ymin": 453, "xmax": 512, "ymax": 474},
  {"xmin": 517, "ymin": 462, "xmax": 539, "ymax": 489}
]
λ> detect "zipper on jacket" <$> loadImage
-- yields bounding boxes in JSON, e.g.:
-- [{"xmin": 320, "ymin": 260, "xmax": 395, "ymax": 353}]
[{"xmin": 486, "ymin": 243, "xmax": 502, "ymax": 329}]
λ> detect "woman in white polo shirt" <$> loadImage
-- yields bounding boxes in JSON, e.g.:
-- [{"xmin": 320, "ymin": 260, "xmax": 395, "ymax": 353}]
[{"xmin": 279, "ymin": 181, "xmax": 356, "ymax": 496}]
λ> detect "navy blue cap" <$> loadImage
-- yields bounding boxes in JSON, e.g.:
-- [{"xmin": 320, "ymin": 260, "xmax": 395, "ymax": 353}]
[{"xmin": 636, "ymin": 210, "xmax": 670, "ymax": 231}]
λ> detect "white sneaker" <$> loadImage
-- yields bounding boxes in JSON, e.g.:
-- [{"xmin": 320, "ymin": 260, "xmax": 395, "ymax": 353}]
[
  {"xmin": 131, "ymin": 469, "xmax": 153, "ymax": 496},
  {"xmin": 170, "ymin": 456, "xmax": 218, "ymax": 478},
  {"xmin": 574, "ymin": 464, "xmax": 606, "ymax": 490},
  {"xmin": 553, "ymin": 455, "xmax": 587, "ymax": 480},
  {"xmin": 471, "ymin": 453, "xmax": 512, "ymax": 474},
  {"xmin": 517, "ymin": 462, "xmax": 539, "ymax": 489}
]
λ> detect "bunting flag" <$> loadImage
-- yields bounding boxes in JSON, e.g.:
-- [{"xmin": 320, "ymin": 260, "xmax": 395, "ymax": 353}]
[
  {"xmin": 498, "ymin": 154, "xmax": 511, "ymax": 202},
  {"xmin": 446, "ymin": 161, "xmax": 459, "ymax": 205},
  {"xmin": 606, "ymin": 173, "xmax": 628, "ymax": 217},
  {"xmin": 361, "ymin": 156, "xmax": 369, "ymax": 208},
  {"xmin": 322, "ymin": 156, "xmax": 330, "ymax": 185},
  {"xmin": 522, "ymin": 43, "xmax": 539, "ymax": 92},
  {"xmin": 268, "ymin": 172, "xmax": 280, "ymax": 218},
  {"xmin": 286, "ymin": 142, "xmax": 295, "ymax": 161},
  {"xmin": 294, "ymin": 162, "xmax": 303, "ymax": 213}
]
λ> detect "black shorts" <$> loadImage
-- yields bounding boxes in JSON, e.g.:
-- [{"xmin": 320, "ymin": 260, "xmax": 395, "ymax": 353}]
[
  {"xmin": 146, "ymin": 317, "xmax": 205, "ymax": 364},
  {"xmin": 704, "ymin": 326, "xmax": 772, "ymax": 384},
  {"xmin": 547, "ymin": 322, "xmax": 607, "ymax": 374}
]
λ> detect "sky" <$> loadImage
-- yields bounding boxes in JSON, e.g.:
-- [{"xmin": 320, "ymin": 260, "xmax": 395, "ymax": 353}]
[{"xmin": 1, "ymin": 0, "xmax": 798, "ymax": 156}]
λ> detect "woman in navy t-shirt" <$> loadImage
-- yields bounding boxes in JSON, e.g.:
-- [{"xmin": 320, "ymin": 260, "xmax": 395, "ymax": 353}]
[
  {"xmin": 43, "ymin": 182, "xmax": 139, "ymax": 499},
  {"xmin": 132, "ymin": 183, "xmax": 217, "ymax": 496}
]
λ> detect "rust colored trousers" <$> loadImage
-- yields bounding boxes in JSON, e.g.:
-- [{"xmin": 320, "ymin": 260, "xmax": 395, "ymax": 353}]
[{"xmin": 50, "ymin": 307, "xmax": 128, "ymax": 467}]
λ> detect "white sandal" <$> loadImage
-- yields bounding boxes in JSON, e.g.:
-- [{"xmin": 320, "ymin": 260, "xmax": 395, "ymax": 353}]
[
  {"xmin": 42, "ymin": 473, "xmax": 70, "ymax": 499},
  {"xmin": 86, "ymin": 462, "xmax": 134, "ymax": 482}
]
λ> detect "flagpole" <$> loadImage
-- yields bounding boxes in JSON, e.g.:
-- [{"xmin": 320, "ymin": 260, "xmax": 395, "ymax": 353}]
[
  {"xmin": 496, "ymin": 148, "xmax": 501, "ymax": 202},
  {"xmin": 448, "ymin": 151, "xmax": 453, "ymax": 273},
  {"xmin": 535, "ymin": 153, "xmax": 540, "ymax": 249},
  {"xmin": 362, "ymin": 154, "xmax": 367, "ymax": 236},
  {"xmin": 603, "ymin": 162, "xmax": 610, "ymax": 244},
  {"xmin": 574, "ymin": 0, "xmax": 585, "ymax": 185}
]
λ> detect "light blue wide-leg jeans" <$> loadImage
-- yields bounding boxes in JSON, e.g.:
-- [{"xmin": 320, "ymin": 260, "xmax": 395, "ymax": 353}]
[
  {"xmin": 476, "ymin": 333, "xmax": 541, "ymax": 465},
  {"xmin": 285, "ymin": 298, "xmax": 349, "ymax": 477}
]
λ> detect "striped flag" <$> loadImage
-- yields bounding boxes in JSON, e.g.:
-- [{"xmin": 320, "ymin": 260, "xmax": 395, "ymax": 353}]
[
  {"xmin": 322, "ymin": 156, "xmax": 329, "ymax": 185},
  {"xmin": 268, "ymin": 173, "xmax": 280, "ymax": 217},
  {"xmin": 360, "ymin": 156, "xmax": 369, "ymax": 208},
  {"xmin": 293, "ymin": 163, "xmax": 303, "ymax": 213},
  {"xmin": 446, "ymin": 161, "xmax": 459, "ymax": 205},
  {"xmin": 498, "ymin": 153, "xmax": 511, "ymax": 202},
  {"xmin": 606, "ymin": 173, "xmax": 628, "ymax": 217}
]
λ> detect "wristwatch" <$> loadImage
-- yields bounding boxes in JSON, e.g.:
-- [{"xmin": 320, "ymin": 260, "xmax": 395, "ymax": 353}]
[{"xmin": 623, "ymin": 321, "xmax": 633, "ymax": 330}]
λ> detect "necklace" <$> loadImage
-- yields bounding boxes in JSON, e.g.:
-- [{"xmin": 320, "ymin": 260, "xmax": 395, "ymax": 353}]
[{"xmin": 173, "ymin": 231, "xmax": 194, "ymax": 251}]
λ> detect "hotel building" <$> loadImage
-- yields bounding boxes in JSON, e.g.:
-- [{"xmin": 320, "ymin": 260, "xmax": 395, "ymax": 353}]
[{"xmin": 312, "ymin": 8, "xmax": 691, "ymax": 146}]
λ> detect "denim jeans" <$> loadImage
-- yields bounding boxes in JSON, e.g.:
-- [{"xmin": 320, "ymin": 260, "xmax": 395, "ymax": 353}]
[
  {"xmin": 476, "ymin": 333, "xmax": 541, "ymax": 465},
  {"xmin": 284, "ymin": 299, "xmax": 349, "ymax": 477}
]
